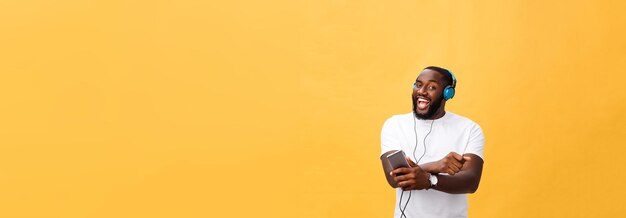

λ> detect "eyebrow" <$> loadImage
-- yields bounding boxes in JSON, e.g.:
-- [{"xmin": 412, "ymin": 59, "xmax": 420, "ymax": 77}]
[{"xmin": 415, "ymin": 79, "xmax": 439, "ymax": 83}]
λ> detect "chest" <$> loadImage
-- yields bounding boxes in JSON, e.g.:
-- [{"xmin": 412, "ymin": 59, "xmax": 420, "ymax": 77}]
[{"xmin": 399, "ymin": 123, "xmax": 469, "ymax": 164}]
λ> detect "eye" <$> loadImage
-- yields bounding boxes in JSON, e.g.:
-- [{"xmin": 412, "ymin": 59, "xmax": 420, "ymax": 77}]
[{"xmin": 428, "ymin": 85, "xmax": 437, "ymax": 91}]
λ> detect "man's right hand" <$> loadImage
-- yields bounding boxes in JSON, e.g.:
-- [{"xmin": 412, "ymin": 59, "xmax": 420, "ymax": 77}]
[{"xmin": 421, "ymin": 152, "xmax": 470, "ymax": 175}]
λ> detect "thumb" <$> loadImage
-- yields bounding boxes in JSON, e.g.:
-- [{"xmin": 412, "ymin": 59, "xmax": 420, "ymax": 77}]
[
  {"xmin": 462, "ymin": 155, "xmax": 471, "ymax": 162},
  {"xmin": 406, "ymin": 156, "xmax": 417, "ymax": 167},
  {"xmin": 451, "ymin": 152, "xmax": 463, "ymax": 161}
]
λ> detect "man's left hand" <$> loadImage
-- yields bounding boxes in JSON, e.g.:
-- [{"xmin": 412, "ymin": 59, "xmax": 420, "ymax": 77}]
[{"xmin": 390, "ymin": 157, "xmax": 431, "ymax": 191}]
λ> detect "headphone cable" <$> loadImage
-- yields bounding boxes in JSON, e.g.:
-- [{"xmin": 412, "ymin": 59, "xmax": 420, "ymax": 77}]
[{"xmin": 398, "ymin": 115, "xmax": 435, "ymax": 217}]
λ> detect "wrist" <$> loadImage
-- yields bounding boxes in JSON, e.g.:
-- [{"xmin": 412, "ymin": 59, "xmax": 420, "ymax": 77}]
[{"xmin": 420, "ymin": 162, "xmax": 436, "ymax": 173}]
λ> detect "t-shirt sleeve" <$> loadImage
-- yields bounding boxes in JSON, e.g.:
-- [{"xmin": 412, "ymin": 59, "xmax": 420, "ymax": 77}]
[
  {"xmin": 380, "ymin": 116, "xmax": 402, "ymax": 157},
  {"xmin": 464, "ymin": 123, "xmax": 485, "ymax": 161}
]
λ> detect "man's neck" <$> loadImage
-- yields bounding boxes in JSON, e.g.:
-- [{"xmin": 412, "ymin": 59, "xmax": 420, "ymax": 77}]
[{"xmin": 429, "ymin": 110, "xmax": 446, "ymax": 120}]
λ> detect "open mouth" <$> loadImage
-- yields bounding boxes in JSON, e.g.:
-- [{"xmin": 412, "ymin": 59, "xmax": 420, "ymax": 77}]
[{"xmin": 417, "ymin": 97, "xmax": 430, "ymax": 110}]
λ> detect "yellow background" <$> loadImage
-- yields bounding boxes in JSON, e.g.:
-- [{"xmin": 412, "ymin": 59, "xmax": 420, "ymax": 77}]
[{"xmin": 1, "ymin": 0, "xmax": 625, "ymax": 217}]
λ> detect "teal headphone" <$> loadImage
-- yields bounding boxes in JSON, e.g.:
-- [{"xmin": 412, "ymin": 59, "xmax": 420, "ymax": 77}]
[{"xmin": 443, "ymin": 70, "xmax": 457, "ymax": 100}]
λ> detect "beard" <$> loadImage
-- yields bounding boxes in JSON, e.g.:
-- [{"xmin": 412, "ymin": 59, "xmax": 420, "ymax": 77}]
[{"xmin": 412, "ymin": 95, "xmax": 443, "ymax": 120}]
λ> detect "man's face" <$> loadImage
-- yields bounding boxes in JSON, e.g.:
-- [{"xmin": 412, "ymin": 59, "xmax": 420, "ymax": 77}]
[{"xmin": 412, "ymin": 69, "xmax": 446, "ymax": 119}]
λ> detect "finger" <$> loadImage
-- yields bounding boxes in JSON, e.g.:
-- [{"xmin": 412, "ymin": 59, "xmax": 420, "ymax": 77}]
[
  {"xmin": 406, "ymin": 156, "xmax": 417, "ymax": 167},
  {"xmin": 442, "ymin": 156, "xmax": 462, "ymax": 169},
  {"xmin": 390, "ymin": 168, "xmax": 400, "ymax": 176},
  {"xmin": 392, "ymin": 167, "xmax": 411, "ymax": 176},
  {"xmin": 402, "ymin": 185, "xmax": 413, "ymax": 191},
  {"xmin": 394, "ymin": 175, "xmax": 405, "ymax": 183},
  {"xmin": 450, "ymin": 152, "xmax": 463, "ymax": 161},
  {"xmin": 449, "ymin": 164, "xmax": 460, "ymax": 173},
  {"xmin": 447, "ymin": 169, "xmax": 456, "ymax": 175},
  {"xmin": 394, "ymin": 167, "xmax": 411, "ymax": 174},
  {"xmin": 398, "ymin": 180, "xmax": 416, "ymax": 188},
  {"xmin": 450, "ymin": 158, "xmax": 463, "ymax": 168}
]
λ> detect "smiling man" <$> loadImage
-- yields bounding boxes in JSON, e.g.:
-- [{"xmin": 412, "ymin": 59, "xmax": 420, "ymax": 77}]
[{"xmin": 380, "ymin": 66, "xmax": 485, "ymax": 218}]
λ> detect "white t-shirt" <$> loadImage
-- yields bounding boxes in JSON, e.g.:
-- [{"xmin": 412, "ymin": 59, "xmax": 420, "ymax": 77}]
[{"xmin": 380, "ymin": 111, "xmax": 485, "ymax": 218}]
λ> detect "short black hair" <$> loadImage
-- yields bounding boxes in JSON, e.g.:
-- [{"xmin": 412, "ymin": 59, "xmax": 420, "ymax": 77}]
[{"xmin": 424, "ymin": 66, "xmax": 454, "ymax": 87}]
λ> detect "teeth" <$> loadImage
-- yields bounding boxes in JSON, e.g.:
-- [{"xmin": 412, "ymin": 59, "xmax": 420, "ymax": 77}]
[{"xmin": 418, "ymin": 98, "xmax": 430, "ymax": 102}]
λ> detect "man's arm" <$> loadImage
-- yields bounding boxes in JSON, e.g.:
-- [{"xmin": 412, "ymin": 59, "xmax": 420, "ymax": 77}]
[
  {"xmin": 419, "ymin": 152, "xmax": 467, "ymax": 176},
  {"xmin": 430, "ymin": 153, "xmax": 483, "ymax": 194},
  {"xmin": 392, "ymin": 153, "xmax": 483, "ymax": 194}
]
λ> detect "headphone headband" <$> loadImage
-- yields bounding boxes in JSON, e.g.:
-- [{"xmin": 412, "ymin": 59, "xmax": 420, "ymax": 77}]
[
  {"xmin": 449, "ymin": 70, "xmax": 457, "ymax": 88},
  {"xmin": 443, "ymin": 69, "xmax": 456, "ymax": 100}
]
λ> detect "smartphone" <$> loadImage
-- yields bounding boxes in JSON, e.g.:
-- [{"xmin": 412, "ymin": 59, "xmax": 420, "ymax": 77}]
[{"xmin": 386, "ymin": 150, "xmax": 410, "ymax": 169}]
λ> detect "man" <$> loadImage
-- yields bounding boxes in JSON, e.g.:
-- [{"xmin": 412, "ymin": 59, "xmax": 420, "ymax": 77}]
[{"xmin": 380, "ymin": 66, "xmax": 484, "ymax": 218}]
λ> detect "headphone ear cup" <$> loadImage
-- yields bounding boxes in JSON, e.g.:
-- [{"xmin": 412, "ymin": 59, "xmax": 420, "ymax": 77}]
[{"xmin": 443, "ymin": 86, "xmax": 455, "ymax": 100}]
